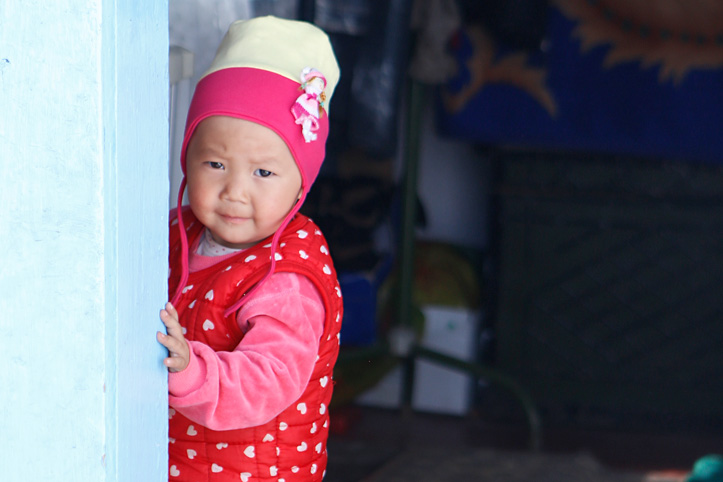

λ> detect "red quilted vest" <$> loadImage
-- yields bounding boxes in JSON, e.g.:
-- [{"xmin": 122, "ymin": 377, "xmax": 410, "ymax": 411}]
[{"xmin": 167, "ymin": 210, "xmax": 343, "ymax": 482}]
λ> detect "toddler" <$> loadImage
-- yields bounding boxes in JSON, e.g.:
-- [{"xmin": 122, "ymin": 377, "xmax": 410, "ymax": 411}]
[{"xmin": 157, "ymin": 16, "xmax": 342, "ymax": 482}]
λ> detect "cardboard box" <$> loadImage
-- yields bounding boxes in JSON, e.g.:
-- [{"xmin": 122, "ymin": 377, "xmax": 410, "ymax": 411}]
[{"xmin": 356, "ymin": 305, "xmax": 480, "ymax": 415}]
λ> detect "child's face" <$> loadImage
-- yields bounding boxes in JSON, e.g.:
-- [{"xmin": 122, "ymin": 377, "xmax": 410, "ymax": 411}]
[{"xmin": 185, "ymin": 116, "xmax": 303, "ymax": 250}]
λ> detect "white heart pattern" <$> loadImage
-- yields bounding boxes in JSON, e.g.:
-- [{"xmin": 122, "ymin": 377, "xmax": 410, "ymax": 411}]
[
  {"xmin": 263, "ymin": 433, "xmax": 274, "ymax": 442},
  {"xmin": 323, "ymin": 265, "xmax": 332, "ymax": 275},
  {"xmin": 291, "ymin": 466, "xmax": 300, "ymax": 473},
  {"xmin": 186, "ymin": 425, "xmax": 197, "ymax": 436},
  {"xmin": 244, "ymin": 445, "xmax": 255, "ymax": 458},
  {"xmin": 320, "ymin": 376, "xmax": 328, "ymax": 387},
  {"xmin": 299, "ymin": 250, "xmax": 309, "ymax": 259},
  {"xmin": 202, "ymin": 319, "xmax": 214, "ymax": 331},
  {"xmin": 297, "ymin": 402, "xmax": 307, "ymax": 414},
  {"xmin": 211, "ymin": 464, "xmax": 223, "ymax": 473},
  {"xmin": 245, "ymin": 254, "xmax": 257, "ymax": 263},
  {"xmin": 320, "ymin": 403, "xmax": 327, "ymax": 414},
  {"xmin": 270, "ymin": 466, "xmax": 278, "ymax": 476},
  {"xmin": 216, "ymin": 442, "xmax": 228, "ymax": 450},
  {"xmin": 169, "ymin": 408, "xmax": 176, "ymax": 419},
  {"xmin": 205, "ymin": 289, "xmax": 214, "ymax": 300},
  {"xmin": 320, "ymin": 245, "xmax": 329, "ymax": 255},
  {"xmin": 311, "ymin": 463, "xmax": 318, "ymax": 474},
  {"xmin": 188, "ymin": 300, "xmax": 196, "ymax": 309},
  {"xmin": 240, "ymin": 473, "xmax": 252, "ymax": 482},
  {"xmin": 187, "ymin": 449, "xmax": 196, "ymax": 460},
  {"xmin": 297, "ymin": 229, "xmax": 308, "ymax": 239},
  {"xmin": 316, "ymin": 442, "xmax": 323, "ymax": 453},
  {"xmin": 170, "ymin": 465, "xmax": 180, "ymax": 477},
  {"xmin": 297, "ymin": 442, "xmax": 308, "ymax": 452},
  {"xmin": 182, "ymin": 285, "xmax": 193, "ymax": 293},
  {"xmin": 279, "ymin": 422, "xmax": 288, "ymax": 431},
  {"xmin": 310, "ymin": 422, "xmax": 318, "ymax": 434}
]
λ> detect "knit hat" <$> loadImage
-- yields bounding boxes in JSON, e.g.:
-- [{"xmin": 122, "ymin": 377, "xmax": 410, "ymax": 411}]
[{"xmin": 171, "ymin": 16, "xmax": 340, "ymax": 311}]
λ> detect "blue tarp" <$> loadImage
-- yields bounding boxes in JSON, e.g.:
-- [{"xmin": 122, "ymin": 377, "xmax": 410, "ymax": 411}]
[{"xmin": 438, "ymin": 7, "xmax": 723, "ymax": 164}]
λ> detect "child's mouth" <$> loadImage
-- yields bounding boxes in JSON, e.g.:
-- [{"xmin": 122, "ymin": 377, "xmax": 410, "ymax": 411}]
[{"xmin": 221, "ymin": 214, "xmax": 247, "ymax": 224}]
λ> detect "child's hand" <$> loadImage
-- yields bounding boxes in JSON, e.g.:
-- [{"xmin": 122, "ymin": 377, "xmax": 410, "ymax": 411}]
[{"xmin": 157, "ymin": 302, "xmax": 190, "ymax": 372}]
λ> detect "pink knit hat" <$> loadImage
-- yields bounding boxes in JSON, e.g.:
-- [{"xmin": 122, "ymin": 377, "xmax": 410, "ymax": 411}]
[{"xmin": 171, "ymin": 16, "xmax": 340, "ymax": 311}]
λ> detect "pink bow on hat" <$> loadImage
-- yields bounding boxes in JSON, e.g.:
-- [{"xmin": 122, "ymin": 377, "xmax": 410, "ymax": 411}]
[{"xmin": 292, "ymin": 67, "xmax": 328, "ymax": 142}]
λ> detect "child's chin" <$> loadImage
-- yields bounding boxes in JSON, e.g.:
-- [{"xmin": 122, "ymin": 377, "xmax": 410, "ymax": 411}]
[{"xmin": 221, "ymin": 240, "xmax": 254, "ymax": 250}]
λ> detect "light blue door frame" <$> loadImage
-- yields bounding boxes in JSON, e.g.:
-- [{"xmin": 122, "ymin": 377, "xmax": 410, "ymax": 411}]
[{"xmin": 0, "ymin": 1, "xmax": 169, "ymax": 481}]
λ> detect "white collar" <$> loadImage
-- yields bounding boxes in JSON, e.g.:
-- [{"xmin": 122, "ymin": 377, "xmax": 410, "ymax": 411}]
[{"xmin": 197, "ymin": 228, "xmax": 244, "ymax": 257}]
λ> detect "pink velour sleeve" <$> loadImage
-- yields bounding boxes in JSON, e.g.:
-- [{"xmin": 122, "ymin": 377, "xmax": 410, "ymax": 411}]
[{"xmin": 168, "ymin": 271, "xmax": 325, "ymax": 431}]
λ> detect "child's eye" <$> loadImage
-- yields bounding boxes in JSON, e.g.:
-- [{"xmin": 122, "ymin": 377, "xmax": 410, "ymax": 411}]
[
  {"xmin": 206, "ymin": 161, "xmax": 224, "ymax": 170},
  {"xmin": 255, "ymin": 169, "xmax": 273, "ymax": 177}
]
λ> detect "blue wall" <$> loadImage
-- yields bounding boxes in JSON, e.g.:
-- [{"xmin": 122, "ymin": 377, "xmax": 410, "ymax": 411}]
[{"xmin": 0, "ymin": 1, "xmax": 168, "ymax": 480}]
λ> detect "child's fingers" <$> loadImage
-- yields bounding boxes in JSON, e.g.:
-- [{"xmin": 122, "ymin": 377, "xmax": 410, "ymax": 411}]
[
  {"xmin": 157, "ymin": 330, "xmax": 190, "ymax": 371},
  {"xmin": 160, "ymin": 304, "xmax": 183, "ymax": 337},
  {"xmin": 160, "ymin": 315, "xmax": 182, "ymax": 339},
  {"xmin": 164, "ymin": 354, "xmax": 187, "ymax": 372},
  {"xmin": 160, "ymin": 302, "xmax": 179, "ymax": 324},
  {"xmin": 156, "ymin": 330, "xmax": 180, "ymax": 352},
  {"xmin": 157, "ymin": 302, "xmax": 190, "ymax": 372},
  {"xmin": 164, "ymin": 302, "xmax": 178, "ymax": 318}
]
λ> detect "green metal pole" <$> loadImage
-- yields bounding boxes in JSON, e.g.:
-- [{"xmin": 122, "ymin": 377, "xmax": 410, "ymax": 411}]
[
  {"xmin": 415, "ymin": 345, "xmax": 542, "ymax": 451},
  {"xmin": 398, "ymin": 79, "xmax": 425, "ymax": 332},
  {"xmin": 394, "ymin": 80, "xmax": 542, "ymax": 451},
  {"xmin": 398, "ymin": 79, "xmax": 426, "ymax": 408}
]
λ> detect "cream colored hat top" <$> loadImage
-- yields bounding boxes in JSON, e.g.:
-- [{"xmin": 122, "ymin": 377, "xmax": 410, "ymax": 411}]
[{"xmin": 203, "ymin": 16, "xmax": 340, "ymax": 113}]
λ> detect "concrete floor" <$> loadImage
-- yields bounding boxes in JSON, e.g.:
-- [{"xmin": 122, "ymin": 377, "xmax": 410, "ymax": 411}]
[{"xmin": 325, "ymin": 405, "xmax": 723, "ymax": 482}]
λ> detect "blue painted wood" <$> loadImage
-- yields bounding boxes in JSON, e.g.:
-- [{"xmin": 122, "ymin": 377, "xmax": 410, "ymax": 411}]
[
  {"xmin": 106, "ymin": 1, "xmax": 169, "ymax": 481},
  {"xmin": 0, "ymin": 1, "xmax": 168, "ymax": 481}
]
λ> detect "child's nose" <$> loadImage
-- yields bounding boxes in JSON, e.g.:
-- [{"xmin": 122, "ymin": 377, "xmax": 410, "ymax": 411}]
[{"xmin": 221, "ymin": 177, "xmax": 249, "ymax": 202}]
